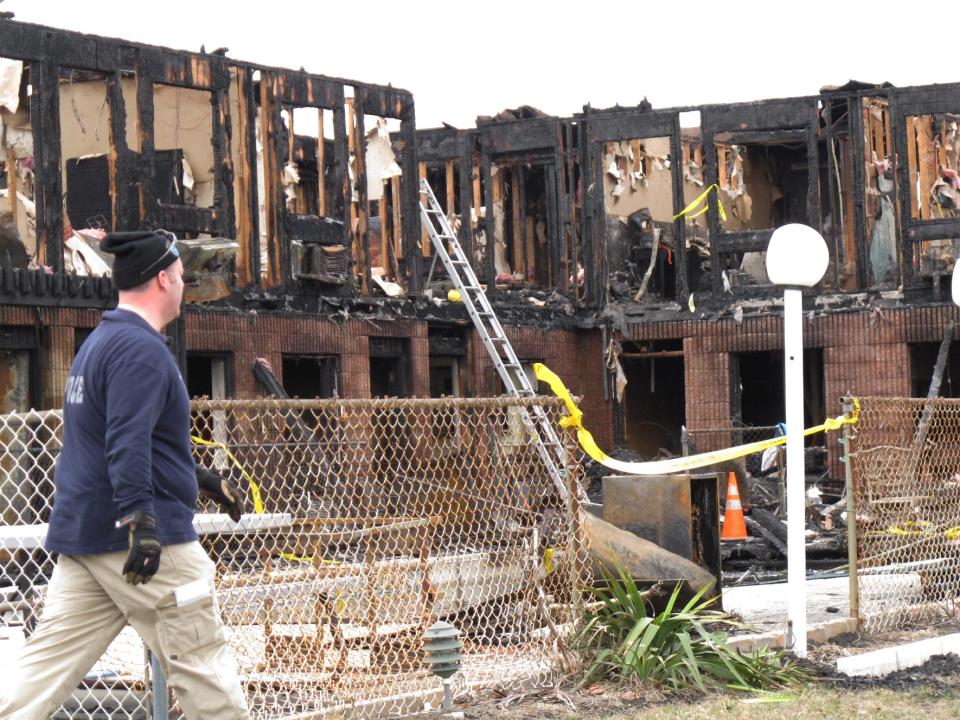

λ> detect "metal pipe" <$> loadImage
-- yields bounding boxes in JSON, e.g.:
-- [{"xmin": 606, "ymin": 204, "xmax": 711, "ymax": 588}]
[
  {"xmin": 150, "ymin": 651, "xmax": 168, "ymax": 720},
  {"xmin": 442, "ymin": 679, "xmax": 453, "ymax": 710},
  {"xmin": 842, "ymin": 396, "xmax": 859, "ymax": 624}
]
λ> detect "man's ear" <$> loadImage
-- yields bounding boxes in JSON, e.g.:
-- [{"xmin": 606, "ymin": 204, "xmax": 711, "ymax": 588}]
[{"xmin": 156, "ymin": 270, "xmax": 170, "ymax": 291}]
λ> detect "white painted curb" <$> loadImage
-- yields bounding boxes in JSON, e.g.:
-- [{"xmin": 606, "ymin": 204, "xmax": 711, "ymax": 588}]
[{"xmin": 837, "ymin": 632, "xmax": 960, "ymax": 677}]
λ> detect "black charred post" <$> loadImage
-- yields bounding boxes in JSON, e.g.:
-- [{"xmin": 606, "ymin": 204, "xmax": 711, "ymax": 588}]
[
  {"xmin": 239, "ymin": 66, "xmax": 261, "ymax": 283},
  {"xmin": 211, "ymin": 59, "xmax": 234, "ymax": 239},
  {"xmin": 34, "ymin": 60, "xmax": 64, "ymax": 272}
]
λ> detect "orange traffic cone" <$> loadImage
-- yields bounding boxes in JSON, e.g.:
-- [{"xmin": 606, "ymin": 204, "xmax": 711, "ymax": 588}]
[{"xmin": 721, "ymin": 471, "xmax": 748, "ymax": 540}]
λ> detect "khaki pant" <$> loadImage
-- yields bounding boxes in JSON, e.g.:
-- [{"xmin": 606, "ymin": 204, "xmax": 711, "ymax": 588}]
[{"xmin": 0, "ymin": 542, "xmax": 251, "ymax": 720}]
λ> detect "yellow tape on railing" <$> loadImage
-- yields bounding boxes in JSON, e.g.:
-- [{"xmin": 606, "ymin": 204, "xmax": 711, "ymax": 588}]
[
  {"xmin": 533, "ymin": 363, "xmax": 859, "ymax": 475},
  {"xmin": 673, "ymin": 183, "xmax": 728, "ymax": 223},
  {"xmin": 191, "ymin": 435, "xmax": 265, "ymax": 514},
  {"xmin": 279, "ymin": 552, "xmax": 340, "ymax": 566}
]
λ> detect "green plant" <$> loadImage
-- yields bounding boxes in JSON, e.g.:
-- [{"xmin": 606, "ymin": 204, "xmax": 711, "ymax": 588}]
[{"xmin": 574, "ymin": 564, "xmax": 809, "ymax": 693}]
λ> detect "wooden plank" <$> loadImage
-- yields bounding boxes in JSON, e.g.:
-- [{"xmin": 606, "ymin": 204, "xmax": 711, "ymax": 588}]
[
  {"xmin": 317, "ymin": 109, "xmax": 326, "ymax": 217},
  {"xmin": 472, "ymin": 161, "xmax": 482, "ymax": 221},
  {"xmin": 717, "ymin": 144, "xmax": 728, "ymax": 188},
  {"xmin": 841, "ymin": 137, "xmax": 857, "ymax": 287},
  {"xmin": 419, "ymin": 161, "xmax": 429, "ymax": 255},
  {"xmin": 445, "ymin": 159, "xmax": 456, "ymax": 214},
  {"xmin": 346, "ymin": 98, "xmax": 362, "ymax": 289},
  {"xmin": 907, "ymin": 116, "xmax": 920, "ymax": 219},
  {"xmin": 918, "ymin": 116, "xmax": 936, "ymax": 219},
  {"xmin": 379, "ymin": 196, "xmax": 389, "ymax": 273},
  {"xmin": 232, "ymin": 71, "xmax": 250, "ymax": 285},
  {"xmin": 510, "ymin": 168, "xmax": 522, "ymax": 276},
  {"xmin": 525, "ymin": 214, "xmax": 536, "ymax": 285},
  {"xmin": 260, "ymin": 72, "xmax": 282, "ymax": 287},
  {"xmin": 6, "ymin": 147, "xmax": 16, "ymax": 229},
  {"xmin": 286, "ymin": 106, "xmax": 295, "ymax": 165},
  {"xmin": 391, "ymin": 175, "xmax": 402, "ymax": 275},
  {"xmin": 350, "ymin": 101, "xmax": 370, "ymax": 294}
]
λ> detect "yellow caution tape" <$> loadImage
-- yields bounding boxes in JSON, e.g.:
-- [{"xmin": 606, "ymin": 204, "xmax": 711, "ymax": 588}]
[
  {"xmin": 191, "ymin": 435, "xmax": 265, "ymax": 514},
  {"xmin": 279, "ymin": 552, "xmax": 340, "ymax": 566},
  {"xmin": 533, "ymin": 363, "xmax": 859, "ymax": 475},
  {"xmin": 673, "ymin": 183, "xmax": 727, "ymax": 223},
  {"xmin": 886, "ymin": 520, "xmax": 933, "ymax": 536},
  {"xmin": 543, "ymin": 547, "xmax": 555, "ymax": 575}
]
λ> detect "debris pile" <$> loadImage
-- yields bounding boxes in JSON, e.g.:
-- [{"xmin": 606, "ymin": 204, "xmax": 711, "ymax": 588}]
[{"xmin": 721, "ymin": 445, "xmax": 849, "ymax": 585}]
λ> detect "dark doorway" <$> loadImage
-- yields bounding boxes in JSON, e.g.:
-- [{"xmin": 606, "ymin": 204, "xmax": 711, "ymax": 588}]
[
  {"xmin": 621, "ymin": 341, "xmax": 685, "ymax": 457},
  {"xmin": 369, "ymin": 337, "xmax": 410, "ymax": 398},
  {"xmin": 732, "ymin": 348, "xmax": 825, "ymax": 439},
  {"xmin": 909, "ymin": 342, "xmax": 960, "ymax": 398},
  {"xmin": 186, "ymin": 353, "xmax": 231, "ymax": 400},
  {"xmin": 281, "ymin": 355, "xmax": 339, "ymax": 399},
  {"xmin": 428, "ymin": 326, "xmax": 467, "ymax": 398}
]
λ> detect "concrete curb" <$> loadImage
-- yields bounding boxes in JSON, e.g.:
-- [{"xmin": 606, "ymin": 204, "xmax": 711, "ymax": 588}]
[
  {"xmin": 836, "ymin": 632, "xmax": 960, "ymax": 677},
  {"xmin": 726, "ymin": 617, "xmax": 858, "ymax": 654}
]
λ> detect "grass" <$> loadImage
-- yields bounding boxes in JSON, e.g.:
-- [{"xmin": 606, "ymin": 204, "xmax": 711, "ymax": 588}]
[{"xmin": 583, "ymin": 683, "xmax": 960, "ymax": 719}]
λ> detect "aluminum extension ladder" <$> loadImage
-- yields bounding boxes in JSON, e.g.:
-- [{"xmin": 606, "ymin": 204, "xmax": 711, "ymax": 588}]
[{"xmin": 418, "ymin": 178, "xmax": 570, "ymax": 503}]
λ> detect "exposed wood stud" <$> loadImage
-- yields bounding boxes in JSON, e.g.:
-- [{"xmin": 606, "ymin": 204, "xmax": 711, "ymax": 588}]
[
  {"xmin": 419, "ymin": 161, "xmax": 429, "ymax": 255},
  {"xmin": 317, "ymin": 108, "xmax": 326, "ymax": 217}
]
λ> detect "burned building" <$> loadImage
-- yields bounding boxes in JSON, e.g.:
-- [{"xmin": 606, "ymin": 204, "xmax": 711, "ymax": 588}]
[
  {"xmin": 0, "ymin": 18, "xmax": 956, "ymax": 480},
  {"xmin": 0, "ymin": 19, "xmax": 607, "ymax": 450},
  {"xmin": 414, "ymin": 87, "xmax": 960, "ymax": 480}
]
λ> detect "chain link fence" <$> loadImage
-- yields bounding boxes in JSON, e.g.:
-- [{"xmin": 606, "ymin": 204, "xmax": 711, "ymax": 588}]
[
  {"xmin": 0, "ymin": 396, "xmax": 588, "ymax": 718},
  {"xmin": 848, "ymin": 396, "xmax": 960, "ymax": 632}
]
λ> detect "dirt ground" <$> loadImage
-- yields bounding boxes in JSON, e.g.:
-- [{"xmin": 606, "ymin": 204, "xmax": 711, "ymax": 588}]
[{"xmin": 453, "ymin": 625, "xmax": 960, "ymax": 720}]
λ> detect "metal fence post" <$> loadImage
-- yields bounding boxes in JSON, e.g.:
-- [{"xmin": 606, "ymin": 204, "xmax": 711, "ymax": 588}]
[
  {"xmin": 842, "ymin": 396, "xmax": 859, "ymax": 624},
  {"xmin": 150, "ymin": 650, "xmax": 169, "ymax": 719}
]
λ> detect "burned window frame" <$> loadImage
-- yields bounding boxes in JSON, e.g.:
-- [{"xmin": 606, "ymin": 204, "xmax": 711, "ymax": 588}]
[
  {"xmin": 135, "ymin": 49, "xmax": 233, "ymax": 243},
  {"xmin": 478, "ymin": 116, "xmax": 574, "ymax": 299},
  {"xmin": 349, "ymin": 85, "xmax": 419, "ymax": 296},
  {"xmin": 701, "ymin": 98, "xmax": 821, "ymax": 296},
  {"xmin": 819, "ymin": 88, "xmax": 879, "ymax": 290},
  {"xmin": 248, "ymin": 68, "xmax": 349, "ymax": 291},
  {"xmin": 580, "ymin": 107, "xmax": 687, "ymax": 305},
  {"xmin": 893, "ymin": 83, "xmax": 960, "ymax": 288},
  {"xmin": 414, "ymin": 127, "xmax": 475, "ymax": 277}
]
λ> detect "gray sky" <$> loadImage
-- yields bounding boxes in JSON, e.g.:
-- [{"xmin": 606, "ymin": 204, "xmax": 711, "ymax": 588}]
[{"xmin": 11, "ymin": 1, "xmax": 947, "ymax": 129}]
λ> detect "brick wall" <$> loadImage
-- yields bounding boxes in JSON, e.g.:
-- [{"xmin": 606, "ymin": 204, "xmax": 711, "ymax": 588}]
[
  {"xmin": 627, "ymin": 304, "xmax": 960, "ymax": 476},
  {"xmin": 3, "ymin": 300, "xmax": 957, "ymax": 480}
]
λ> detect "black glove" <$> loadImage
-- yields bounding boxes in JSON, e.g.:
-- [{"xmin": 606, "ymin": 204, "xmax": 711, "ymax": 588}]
[
  {"xmin": 119, "ymin": 511, "xmax": 161, "ymax": 585},
  {"xmin": 197, "ymin": 467, "xmax": 244, "ymax": 523}
]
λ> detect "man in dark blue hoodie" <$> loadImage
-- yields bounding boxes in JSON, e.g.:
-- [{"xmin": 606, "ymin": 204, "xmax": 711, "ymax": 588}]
[{"xmin": 0, "ymin": 230, "xmax": 251, "ymax": 719}]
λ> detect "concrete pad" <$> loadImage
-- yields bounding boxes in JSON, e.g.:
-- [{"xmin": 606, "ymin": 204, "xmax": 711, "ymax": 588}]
[{"xmin": 724, "ymin": 576, "xmax": 852, "ymax": 632}]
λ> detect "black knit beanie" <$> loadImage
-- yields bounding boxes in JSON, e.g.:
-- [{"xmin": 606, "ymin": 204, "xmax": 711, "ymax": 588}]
[{"xmin": 100, "ymin": 230, "xmax": 179, "ymax": 290}]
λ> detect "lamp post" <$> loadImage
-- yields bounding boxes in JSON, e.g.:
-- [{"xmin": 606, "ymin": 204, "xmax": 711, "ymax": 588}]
[{"xmin": 765, "ymin": 223, "xmax": 829, "ymax": 658}]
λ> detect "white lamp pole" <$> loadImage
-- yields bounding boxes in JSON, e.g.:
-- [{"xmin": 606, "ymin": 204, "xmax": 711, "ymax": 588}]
[{"xmin": 765, "ymin": 224, "xmax": 829, "ymax": 658}]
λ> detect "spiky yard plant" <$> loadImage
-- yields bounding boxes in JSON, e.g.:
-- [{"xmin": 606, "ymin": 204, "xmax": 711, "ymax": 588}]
[{"xmin": 574, "ymin": 564, "xmax": 809, "ymax": 693}]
